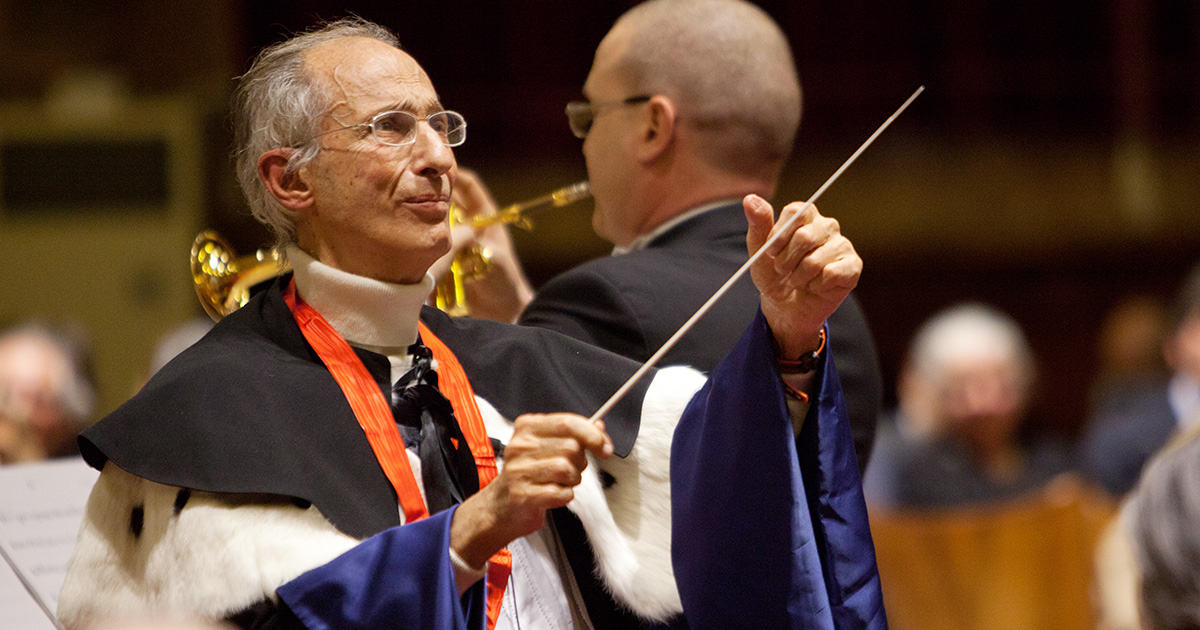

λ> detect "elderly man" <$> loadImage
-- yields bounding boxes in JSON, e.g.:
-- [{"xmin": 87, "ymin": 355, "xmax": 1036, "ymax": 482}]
[
  {"xmin": 862, "ymin": 303, "xmax": 1073, "ymax": 508},
  {"xmin": 0, "ymin": 322, "xmax": 96, "ymax": 462},
  {"xmin": 58, "ymin": 18, "xmax": 882, "ymax": 630},
  {"xmin": 457, "ymin": 0, "xmax": 882, "ymax": 472}
]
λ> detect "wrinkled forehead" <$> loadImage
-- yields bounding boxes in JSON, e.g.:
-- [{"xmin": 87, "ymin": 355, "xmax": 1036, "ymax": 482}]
[{"xmin": 305, "ymin": 36, "xmax": 440, "ymax": 120}]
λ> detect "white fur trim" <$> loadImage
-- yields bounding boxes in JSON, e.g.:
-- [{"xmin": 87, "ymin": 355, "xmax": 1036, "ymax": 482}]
[
  {"xmin": 477, "ymin": 396, "xmax": 514, "ymax": 448},
  {"xmin": 568, "ymin": 366, "xmax": 706, "ymax": 622},
  {"xmin": 57, "ymin": 369, "xmax": 706, "ymax": 629},
  {"xmin": 57, "ymin": 464, "xmax": 358, "ymax": 629}
]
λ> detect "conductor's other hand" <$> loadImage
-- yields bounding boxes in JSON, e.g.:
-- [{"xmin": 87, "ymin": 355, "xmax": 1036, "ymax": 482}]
[
  {"xmin": 744, "ymin": 194, "xmax": 861, "ymax": 360},
  {"xmin": 450, "ymin": 413, "xmax": 613, "ymax": 568}
]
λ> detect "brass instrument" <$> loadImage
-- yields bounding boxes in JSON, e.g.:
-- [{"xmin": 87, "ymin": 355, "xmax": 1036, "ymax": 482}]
[
  {"xmin": 191, "ymin": 230, "xmax": 288, "ymax": 321},
  {"xmin": 194, "ymin": 181, "xmax": 592, "ymax": 321},
  {"xmin": 434, "ymin": 180, "xmax": 590, "ymax": 316}
]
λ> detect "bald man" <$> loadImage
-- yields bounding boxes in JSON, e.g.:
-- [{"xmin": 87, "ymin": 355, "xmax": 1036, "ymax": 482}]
[{"xmin": 465, "ymin": 0, "xmax": 883, "ymax": 472}]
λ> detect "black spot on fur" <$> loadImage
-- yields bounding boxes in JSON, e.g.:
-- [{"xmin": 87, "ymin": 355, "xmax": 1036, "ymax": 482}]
[
  {"xmin": 130, "ymin": 505, "xmax": 144, "ymax": 538},
  {"xmin": 600, "ymin": 470, "xmax": 616, "ymax": 489},
  {"xmin": 291, "ymin": 497, "xmax": 312, "ymax": 509},
  {"xmin": 173, "ymin": 489, "xmax": 190, "ymax": 516}
]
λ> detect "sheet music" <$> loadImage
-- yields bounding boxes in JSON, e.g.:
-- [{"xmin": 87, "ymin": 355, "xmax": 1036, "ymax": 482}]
[{"xmin": 0, "ymin": 458, "xmax": 99, "ymax": 630}]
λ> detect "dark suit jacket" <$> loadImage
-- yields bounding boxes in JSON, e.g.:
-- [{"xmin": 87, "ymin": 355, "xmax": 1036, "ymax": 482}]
[
  {"xmin": 520, "ymin": 202, "xmax": 883, "ymax": 472},
  {"xmin": 1079, "ymin": 381, "xmax": 1178, "ymax": 496}
]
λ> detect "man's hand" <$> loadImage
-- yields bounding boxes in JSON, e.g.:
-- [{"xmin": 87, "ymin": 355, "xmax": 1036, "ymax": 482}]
[
  {"xmin": 449, "ymin": 413, "xmax": 613, "ymax": 568},
  {"xmin": 744, "ymin": 194, "xmax": 862, "ymax": 360}
]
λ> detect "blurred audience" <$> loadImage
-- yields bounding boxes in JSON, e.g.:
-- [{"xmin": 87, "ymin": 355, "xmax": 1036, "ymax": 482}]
[
  {"xmin": 1089, "ymin": 294, "xmax": 1171, "ymax": 418},
  {"xmin": 1126, "ymin": 424, "xmax": 1200, "ymax": 630},
  {"xmin": 863, "ymin": 302, "xmax": 1074, "ymax": 508},
  {"xmin": 0, "ymin": 321, "xmax": 96, "ymax": 463},
  {"xmin": 1080, "ymin": 262, "xmax": 1200, "ymax": 497}
]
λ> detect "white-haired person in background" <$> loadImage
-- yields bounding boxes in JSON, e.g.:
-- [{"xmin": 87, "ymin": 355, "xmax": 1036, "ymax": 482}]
[
  {"xmin": 0, "ymin": 321, "xmax": 96, "ymax": 463},
  {"xmin": 863, "ymin": 302, "xmax": 1075, "ymax": 508}
]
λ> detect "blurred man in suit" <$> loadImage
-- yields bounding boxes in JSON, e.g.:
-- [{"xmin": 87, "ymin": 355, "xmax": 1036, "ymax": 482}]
[{"xmin": 1081, "ymin": 262, "xmax": 1200, "ymax": 496}]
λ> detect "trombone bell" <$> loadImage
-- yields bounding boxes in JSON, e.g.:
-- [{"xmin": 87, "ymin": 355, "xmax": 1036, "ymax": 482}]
[{"xmin": 191, "ymin": 230, "xmax": 288, "ymax": 321}]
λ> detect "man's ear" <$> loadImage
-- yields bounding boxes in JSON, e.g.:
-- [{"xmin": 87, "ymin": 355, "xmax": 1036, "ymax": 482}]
[
  {"xmin": 258, "ymin": 148, "xmax": 314, "ymax": 211},
  {"xmin": 636, "ymin": 95, "xmax": 676, "ymax": 163}
]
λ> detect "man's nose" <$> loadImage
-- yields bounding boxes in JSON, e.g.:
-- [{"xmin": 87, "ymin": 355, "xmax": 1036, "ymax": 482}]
[{"xmin": 410, "ymin": 123, "xmax": 455, "ymax": 178}]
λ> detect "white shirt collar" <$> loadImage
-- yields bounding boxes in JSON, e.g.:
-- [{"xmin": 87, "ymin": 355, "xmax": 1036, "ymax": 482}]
[
  {"xmin": 286, "ymin": 246, "xmax": 432, "ymax": 355},
  {"xmin": 612, "ymin": 198, "xmax": 742, "ymax": 255}
]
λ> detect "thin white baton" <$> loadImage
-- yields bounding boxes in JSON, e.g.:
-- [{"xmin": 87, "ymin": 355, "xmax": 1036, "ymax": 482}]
[{"xmin": 589, "ymin": 86, "xmax": 925, "ymax": 424}]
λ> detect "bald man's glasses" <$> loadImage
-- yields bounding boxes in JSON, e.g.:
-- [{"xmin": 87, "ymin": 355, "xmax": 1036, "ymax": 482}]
[
  {"xmin": 566, "ymin": 95, "xmax": 651, "ymax": 139},
  {"xmin": 297, "ymin": 110, "xmax": 467, "ymax": 148}
]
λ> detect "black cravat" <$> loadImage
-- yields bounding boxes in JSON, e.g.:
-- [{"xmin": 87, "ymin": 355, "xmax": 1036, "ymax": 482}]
[{"xmin": 390, "ymin": 340, "xmax": 480, "ymax": 514}]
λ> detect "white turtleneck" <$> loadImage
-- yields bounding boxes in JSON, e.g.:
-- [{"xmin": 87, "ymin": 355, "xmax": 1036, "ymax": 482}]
[
  {"xmin": 284, "ymin": 246, "xmax": 710, "ymax": 625},
  {"xmin": 288, "ymin": 246, "xmax": 434, "ymax": 383},
  {"xmin": 287, "ymin": 246, "xmax": 494, "ymax": 592}
]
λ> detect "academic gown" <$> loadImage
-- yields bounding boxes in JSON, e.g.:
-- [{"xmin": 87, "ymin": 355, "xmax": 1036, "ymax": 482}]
[{"xmin": 59, "ymin": 277, "xmax": 885, "ymax": 630}]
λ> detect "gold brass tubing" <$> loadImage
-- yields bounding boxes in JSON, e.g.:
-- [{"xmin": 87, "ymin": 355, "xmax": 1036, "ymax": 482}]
[{"xmin": 467, "ymin": 181, "xmax": 590, "ymax": 230}]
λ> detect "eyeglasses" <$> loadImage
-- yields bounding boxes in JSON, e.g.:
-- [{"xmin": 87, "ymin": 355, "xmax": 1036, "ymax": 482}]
[
  {"xmin": 565, "ymin": 95, "xmax": 651, "ymax": 139},
  {"xmin": 296, "ymin": 110, "xmax": 467, "ymax": 148}
]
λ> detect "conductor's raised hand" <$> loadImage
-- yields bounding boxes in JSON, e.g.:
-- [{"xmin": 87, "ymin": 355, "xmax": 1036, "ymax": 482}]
[
  {"xmin": 744, "ymin": 194, "xmax": 862, "ymax": 360},
  {"xmin": 450, "ymin": 413, "xmax": 613, "ymax": 568}
]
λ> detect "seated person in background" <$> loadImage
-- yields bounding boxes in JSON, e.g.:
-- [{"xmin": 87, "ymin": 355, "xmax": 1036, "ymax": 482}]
[
  {"xmin": 451, "ymin": 0, "xmax": 882, "ymax": 473},
  {"xmin": 1080, "ymin": 262, "xmax": 1200, "ymax": 497},
  {"xmin": 57, "ymin": 17, "xmax": 884, "ymax": 630},
  {"xmin": 1088, "ymin": 294, "xmax": 1170, "ymax": 420},
  {"xmin": 0, "ymin": 321, "xmax": 96, "ymax": 462},
  {"xmin": 1126, "ymin": 424, "xmax": 1200, "ymax": 630},
  {"xmin": 863, "ymin": 302, "xmax": 1074, "ymax": 509}
]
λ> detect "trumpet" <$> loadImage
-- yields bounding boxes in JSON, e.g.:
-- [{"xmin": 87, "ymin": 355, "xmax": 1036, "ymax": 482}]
[
  {"xmin": 434, "ymin": 181, "xmax": 590, "ymax": 316},
  {"xmin": 194, "ymin": 181, "xmax": 592, "ymax": 321}
]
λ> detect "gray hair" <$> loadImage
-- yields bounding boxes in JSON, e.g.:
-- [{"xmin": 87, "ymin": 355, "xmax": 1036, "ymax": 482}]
[
  {"xmin": 611, "ymin": 0, "xmax": 802, "ymax": 175},
  {"xmin": 907, "ymin": 302, "xmax": 1037, "ymax": 395},
  {"xmin": 1129, "ymin": 427, "xmax": 1200, "ymax": 630},
  {"xmin": 232, "ymin": 17, "xmax": 400, "ymax": 250}
]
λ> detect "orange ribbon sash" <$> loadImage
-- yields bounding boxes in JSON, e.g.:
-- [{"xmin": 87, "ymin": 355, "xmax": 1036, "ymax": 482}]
[{"xmin": 283, "ymin": 280, "xmax": 511, "ymax": 627}]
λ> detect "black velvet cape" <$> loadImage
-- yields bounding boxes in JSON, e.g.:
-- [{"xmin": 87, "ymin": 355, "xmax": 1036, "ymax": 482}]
[{"xmin": 79, "ymin": 276, "xmax": 652, "ymax": 540}]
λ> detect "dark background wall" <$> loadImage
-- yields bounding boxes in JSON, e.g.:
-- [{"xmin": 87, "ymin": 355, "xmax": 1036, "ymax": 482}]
[{"xmin": 2, "ymin": 0, "xmax": 1197, "ymax": 433}]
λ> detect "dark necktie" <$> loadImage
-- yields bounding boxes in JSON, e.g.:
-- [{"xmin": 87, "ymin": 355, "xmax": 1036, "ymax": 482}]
[{"xmin": 390, "ymin": 340, "xmax": 480, "ymax": 514}]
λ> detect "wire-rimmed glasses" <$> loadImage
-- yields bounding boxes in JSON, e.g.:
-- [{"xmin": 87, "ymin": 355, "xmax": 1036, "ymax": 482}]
[{"xmin": 295, "ymin": 110, "xmax": 467, "ymax": 148}]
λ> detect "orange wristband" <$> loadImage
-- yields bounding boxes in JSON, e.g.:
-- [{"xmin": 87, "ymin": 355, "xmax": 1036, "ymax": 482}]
[{"xmin": 776, "ymin": 328, "xmax": 826, "ymax": 375}]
